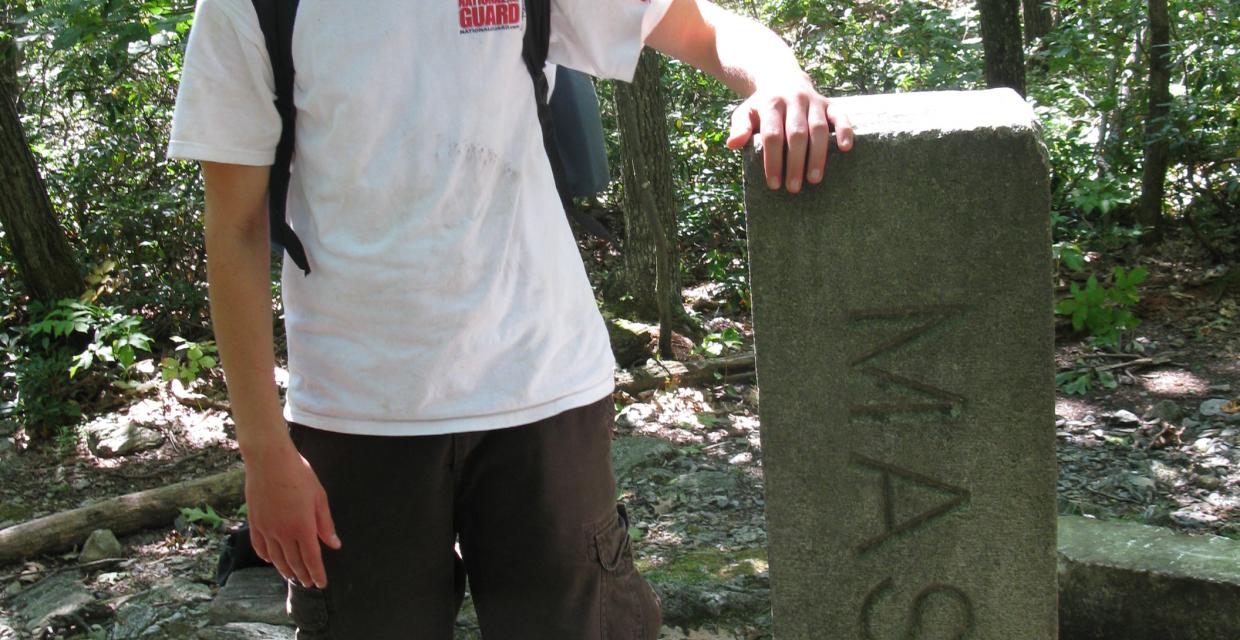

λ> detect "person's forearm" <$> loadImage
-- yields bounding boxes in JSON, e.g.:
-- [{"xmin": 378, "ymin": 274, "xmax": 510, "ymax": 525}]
[
  {"xmin": 657, "ymin": 0, "xmax": 810, "ymax": 98},
  {"xmin": 204, "ymin": 197, "xmax": 290, "ymax": 461}
]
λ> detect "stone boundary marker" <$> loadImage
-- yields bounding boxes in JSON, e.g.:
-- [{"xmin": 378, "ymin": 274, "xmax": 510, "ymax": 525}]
[{"xmin": 744, "ymin": 89, "xmax": 1057, "ymax": 639}]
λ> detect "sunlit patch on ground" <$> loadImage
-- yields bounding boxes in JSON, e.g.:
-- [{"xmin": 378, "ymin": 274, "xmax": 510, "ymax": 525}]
[
  {"xmin": 1055, "ymin": 397, "xmax": 1107, "ymax": 422},
  {"xmin": 1139, "ymin": 369, "xmax": 1212, "ymax": 396}
]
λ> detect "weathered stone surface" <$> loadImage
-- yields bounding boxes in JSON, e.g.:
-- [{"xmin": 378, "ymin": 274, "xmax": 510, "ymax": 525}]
[
  {"xmin": 670, "ymin": 470, "xmax": 741, "ymax": 497},
  {"xmin": 84, "ymin": 419, "xmax": 164, "ymax": 458},
  {"xmin": 1058, "ymin": 515, "xmax": 1240, "ymax": 639},
  {"xmin": 745, "ymin": 89, "xmax": 1056, "ymax": 639},
  {"xmin": 79, "ymin": 528, "xmax": 123, "ymax": 563},
  {"xmin": 12, "ymin": 572, "xmax": 94, "ymax": 632},
  {"xmin": 611, "ymin": 435, "xmax": 677, "ymax": 479},
  {"xmin": 208, "ymin": 567, "xmax": 289, "ymax": 626},
  {"xmin": 198, "ymin": 622, "xmax": 294, "ymax": 640},
  {"xmin": 1199, "ymin": 398, "xmax": 1229, "ymax": 417}
]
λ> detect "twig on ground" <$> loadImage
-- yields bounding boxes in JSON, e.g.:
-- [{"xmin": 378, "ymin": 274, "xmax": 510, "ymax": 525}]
[{"xmin": 1084, "ymin": 486, "xmax": 1146, "ymax": 506}]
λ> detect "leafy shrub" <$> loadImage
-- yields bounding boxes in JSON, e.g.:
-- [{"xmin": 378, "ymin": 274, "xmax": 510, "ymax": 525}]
[
  {"xmin": 27, "ymin": 299, "xmax": 152, "ymax": 379},
  {"xmin": 6, "ymin": 299, "xmax": 151, "ymax": 442},
  {"xmin": 1055, "ymin": 266, "xmax": 1148, "ymax": 348},
  {"xmin": 699, "ymin": 326, "xmax": 744, "ymax": 357},
  {"xmin": 160, "ymin": 337, "xmax": 219, "ymax": 384}
]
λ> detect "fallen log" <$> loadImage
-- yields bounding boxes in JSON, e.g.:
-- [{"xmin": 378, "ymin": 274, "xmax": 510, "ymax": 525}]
[
  {"xmin": 615, "ymin": 352, "xmax": 756, "ymax": 395},
  {"xmin": 0, "ymin": 466, "xmax": 244, "ymax": 564}
]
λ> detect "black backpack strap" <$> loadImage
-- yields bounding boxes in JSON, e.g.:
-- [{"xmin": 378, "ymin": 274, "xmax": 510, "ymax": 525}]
[
  {"xmin": 252, "ymin": 0, "xmax": 311, "ymax": 275},
  {"xmin": 522, "ymin": 0, "xmax": 615, "ymax": 243}
]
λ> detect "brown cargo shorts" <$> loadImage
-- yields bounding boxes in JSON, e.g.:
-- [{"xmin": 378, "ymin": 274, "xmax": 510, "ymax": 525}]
[{"xmin": 285, "ymin": 395, "xmax": 661, "ymax": 639}]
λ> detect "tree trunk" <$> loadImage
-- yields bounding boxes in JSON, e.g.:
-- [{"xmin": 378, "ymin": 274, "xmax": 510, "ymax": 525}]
[
  {"xmin": 978, "ymin": 0, "xmax": 1027, "ymax": 97},
  {"xmin": 0, "ymin": 71, "xmax": 83, "ymax": 302},
  {"xmin": 1135, "ymin": 0, "xmax": 1171, "ymax": 235},
  {"xmin": 0, "ymin": 1, "xmax": 21, "ymax": 99},
  {"xmin": 614, "ymin": 48, "xmax": 682, "ymax": 358},
  {"xmin": 1021, "ymin": 0, "xmax": 1053, "ymax": 44}
]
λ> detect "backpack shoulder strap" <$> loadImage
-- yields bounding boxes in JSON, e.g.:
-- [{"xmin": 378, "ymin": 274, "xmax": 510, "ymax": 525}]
[
  {"xmin": 251, "ymin": 0, "xmax": 311, "ymax": 275},
  {"xmin": 522, "ymin": 0, "xmax": 615, "ymax": 242}
]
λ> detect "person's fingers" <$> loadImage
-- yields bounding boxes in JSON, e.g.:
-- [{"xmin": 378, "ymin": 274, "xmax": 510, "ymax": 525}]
[
  {"xmin": 265, "ymin": 538, "xmax": 297, "ymax": 584},
  {"xmin": 829, "ymin": 104, "xmax": 855, "ymax": 152},
  {"xmin": 296, "ymin": 537, "xmax": 328, "ymax": 590},
  {"xmin": 759, "ymin": 99, "xmax": 787, "ymax": 190},
  {"xmin": 316, "ymin": 491, "xmax": 342, "ymax": 552},
  {"xmin": 726, "ymin": 105, "xmax": 759, "ymax": 150},
  {"xmin": 806, "ymin": 99, "xmax": 831, "ymax": 185},
  {"xmin": 279, "ymin": 536, "xmax": 313, "ymax": 589},
  {"xmin": 250, "ymin": 526, "xmax": 271, "ymax": 564},
  {"xmin": 783, "ymin": 94, "xmax": 811, "ymax": 193}
]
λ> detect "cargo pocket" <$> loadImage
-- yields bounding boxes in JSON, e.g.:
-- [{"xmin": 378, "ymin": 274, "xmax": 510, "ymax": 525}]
[
  {"xmin": 286, "ymin": 580, "xmax": 332, "ymax": 640},
  {"xmin": 593, "ymin": 504, "xmax": 661, "ymax": 640}
]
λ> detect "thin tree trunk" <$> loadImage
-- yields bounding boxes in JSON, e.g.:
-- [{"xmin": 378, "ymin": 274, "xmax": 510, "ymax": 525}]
[
  {"xmin": 1136, "ymin": 0, "xmax": 1171, "ymax": 235},
  {"xmin": 615, "ymin": 48, "xmax": 682, "ymax": 358},
  {"xmin": 0, "ymin": 1, "xmax": 21, "ymax": 99},
  {"xmin": 978, "ymin": 0, "xmax": 1027, "ymax": 97},
  {"xmin": 1021, "ymin": 0, "xmax": 1053, "ymax": 44},
  {"xmin": 0, "ymin": 76, "xmax": 83, "ymax": 302}
]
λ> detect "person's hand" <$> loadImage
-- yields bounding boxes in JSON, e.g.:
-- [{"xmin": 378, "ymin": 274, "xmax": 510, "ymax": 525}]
[
  {"xmin": 244, "ymin": 436, "xmax": 341, "ymax": 589},
  {"xmin": 725, "ymin": 74, "xmax": 854, "ymax": 194}
]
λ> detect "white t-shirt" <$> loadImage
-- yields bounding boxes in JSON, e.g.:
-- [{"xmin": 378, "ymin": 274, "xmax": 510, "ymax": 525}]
[{"xmin": 168, "ymin": 0, "xmax": 673, "ymax": 435}]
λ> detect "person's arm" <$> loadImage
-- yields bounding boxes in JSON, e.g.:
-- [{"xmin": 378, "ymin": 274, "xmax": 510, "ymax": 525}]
[
  {"xmin": 645, "ymin": 0, "xmax": 853, "ymax": 194},
  {"xmin": 202, "ymin": 161, "xmax": 340, "ymax": 589}
]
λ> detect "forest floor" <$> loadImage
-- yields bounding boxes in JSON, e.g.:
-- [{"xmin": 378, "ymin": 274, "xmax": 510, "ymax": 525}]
[{"xmin": 0, "ymin": 237, "xmax": 1237, "ymax": 639}]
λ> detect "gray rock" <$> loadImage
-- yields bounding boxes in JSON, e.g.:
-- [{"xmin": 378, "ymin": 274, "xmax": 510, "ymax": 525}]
[
  {"xmin": 615, "ymin": 403, "xmax": 655, "ymax": 430},
  {"xmin": 0, "ymin": 615, "xmax": 15, "ymax": 640},
  {"xmin": 208, "ymin": 568, "xmax": 289, "ymax": 627},
  {"xmin": 12, "ymin": 572, "xmax": 94, "ymax": 633},
  {"xmin": 1058, "ymin": 515, "xmax": 1240, "ymax": 640},
  {"xmin": 1110, "ymin": 409, "xmax": 1142, "ymax": 425},
  {"xmin": 111, "ymin": 578, "xmax": 213, "ymax": 639},
  {"xmin": 745, "ymin": 89, "xmax": 1056, "ymax": 639},
  {"xmin": 610, "ymin": 436, "xmax": 676, "ymax": 481},
  {"xmin": 1144, "ymin": 399, "xmax": 1183, "ymax": 423},
  {"xmin": 112, "ymin": 602, "xmax": 161, "ymax": 639},
  {"xmin": 198, "ymin": 623, "xmax": 294, "ymax": 640},
  {"xmin": 670, "ymin": 470, "xmax": 740, "ymax": 496},
  {"xmin": 1171, "ymin": 508, "xmax": 1220, "ymax": 528},
  {"xmin": 653, "ymin": 574, "xmax": 771, "ymax": 630},
  {"xmin": 1200, "ymin": 398, "xmax": 1230, "ymax": 418},
  {"xmin": 79, "ymin": 528, "xmax": 123, "ymax": 563},
  {"xmin": 84, "ymin": 420, "xmax": 164, "ymax": 458}
]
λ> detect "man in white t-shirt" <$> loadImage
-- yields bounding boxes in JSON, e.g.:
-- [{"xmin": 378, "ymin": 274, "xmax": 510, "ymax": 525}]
[{"xmin": 169, "ymin": 0, "xmax": 852, "ymax": 637}]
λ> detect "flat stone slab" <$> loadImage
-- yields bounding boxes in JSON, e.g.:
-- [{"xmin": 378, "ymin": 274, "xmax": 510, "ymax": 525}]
[
  {"xmin": 1058, "ymin": 515, "xmax": 1240, "ymax": 639},
  {"xmin": 11, "ymin": 572, "xmax": 95, "ymax": 633},
  {"xmin": 208, "ymin": 567, "xmax": 289, "ymax": 627},
  {"xmin": 745, "ymin": 89, "xmax": 1056, "ymax": 639},
  {"xmin": 198, "ymin": 622, "xmax": 295, "ymax": 640}
]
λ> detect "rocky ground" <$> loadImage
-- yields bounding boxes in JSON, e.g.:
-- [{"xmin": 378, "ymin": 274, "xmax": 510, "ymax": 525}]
[{"xmin": 1, "ymin": 245, "xmax": 1237, "ymax": 639}]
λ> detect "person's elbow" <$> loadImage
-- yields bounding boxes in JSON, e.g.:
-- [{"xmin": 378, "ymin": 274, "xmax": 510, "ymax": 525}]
[{"xmin": 201, "ymin": 161, "xmax": 272, "ymax": 241}]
